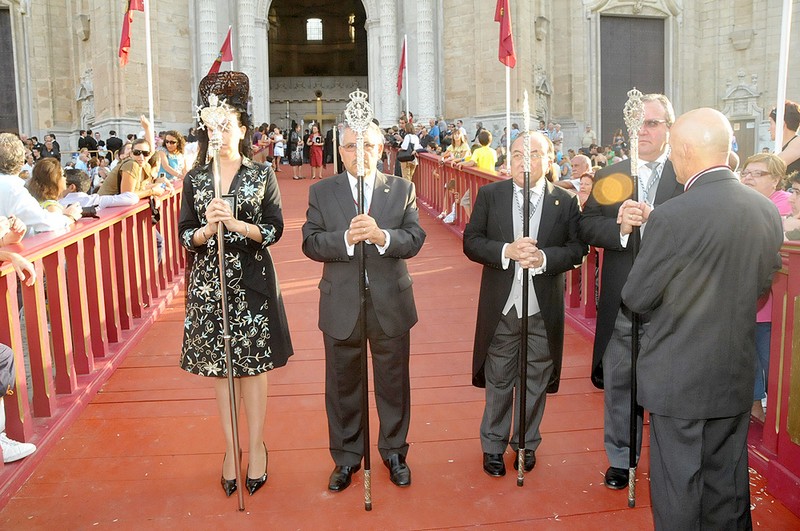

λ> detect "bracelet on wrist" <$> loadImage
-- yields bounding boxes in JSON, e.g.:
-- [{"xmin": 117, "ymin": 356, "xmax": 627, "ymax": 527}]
[{"xmin": 244, "ymin": 223, "xmax": 250, "ymax": 239}]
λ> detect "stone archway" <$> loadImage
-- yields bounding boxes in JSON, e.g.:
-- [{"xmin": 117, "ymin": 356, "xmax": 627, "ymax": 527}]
[
  {"xmin": 254, "ymin": 0, "xmax": 396, "ymax": 125},
  {"xmin": 264, "ymin": 0, "xmax": 368, "ymax": 132}
]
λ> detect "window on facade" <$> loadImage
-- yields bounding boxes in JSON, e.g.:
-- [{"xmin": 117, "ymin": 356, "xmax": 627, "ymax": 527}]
[
  {"xmin": 306, "ymin": 18, "xmax": 323, "ymax": 41},
  {"xmin": 349, "ymin": 14, "xmax": 355, "ymax": 43}
]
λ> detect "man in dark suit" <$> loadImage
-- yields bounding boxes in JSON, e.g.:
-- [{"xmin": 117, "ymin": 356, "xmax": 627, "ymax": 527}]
[
  {"xmin": 621, "ymin": 108, "xmax": 783, "ymax": 529},
  {"xmin": 106, "ymin": 130, "xmax": 124, "ymax": 159},
  {"xmin": 302, "ymin": 122, "xmax": 426, "ymax": 492},
  {"xmin": 578, "ymin": 94, "xmax": 684, "ymax": 489},
  {"xmin": 464, "ymin": 131, "xmax": 586, "ymax": 477}
]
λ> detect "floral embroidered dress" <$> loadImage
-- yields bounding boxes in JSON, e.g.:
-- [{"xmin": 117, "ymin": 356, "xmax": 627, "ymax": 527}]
[{"xmin": 178, "ymin": 158, "xmax": 293, "ymax": 377}]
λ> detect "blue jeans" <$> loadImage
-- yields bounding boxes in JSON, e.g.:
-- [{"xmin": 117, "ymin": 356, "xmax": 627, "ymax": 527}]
[{"xmin": 753, "ymin": 322, "xmax": 771, "ymax": 401}]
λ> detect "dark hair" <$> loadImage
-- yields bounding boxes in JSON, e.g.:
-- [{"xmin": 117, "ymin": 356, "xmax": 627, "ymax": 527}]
[
  {"xmin": 109, "ymin": 130, "xmax": 117, "ymax": 136},
  {"xmin": 478, "ymin": 130, "xmax": 492, "ymax": 146},
  {"xmin": 28, "ymin": 158, "xmax": 63, "ymax": 202},
  {"xmin": 770, "ymin": 100, "xmax": 800, "ymax": 132},
  {"xmin": 194, "ymin": 106, "xmax": 253, "ymax": 168},
  {"xmin": 65, "ymin": 168, "xmax": 90, "ymax": 193}
]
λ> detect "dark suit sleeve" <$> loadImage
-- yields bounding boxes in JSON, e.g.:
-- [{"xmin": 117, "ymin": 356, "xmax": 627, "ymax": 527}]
[
  {"xmin": 541, "ymin": 193, "xmax": 588, "ymax": 274},
  {"xmin": 621, "ymin": 211, "xmax": 679, "ymax": 314},
  {"xmin": 579, "ymin": 191, "xmax": 626, "ymax": 251},
  {"xmin": 301, "ymin": 184, "xmax": 351, "ymax": 263},
  {"xmin": 383, "ymin": 182, "xmax": 426, "ymax": 259},
  {"xmin": 463, "ymin": 186, "xmax": 507, "ymax": 268}
]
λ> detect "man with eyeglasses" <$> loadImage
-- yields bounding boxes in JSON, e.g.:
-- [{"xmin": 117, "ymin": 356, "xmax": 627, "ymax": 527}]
[
  {"xmin": 302, "ymin": 122, "xmax": 426, "ymax": 493},
  {"xmin": 464, "ymin": 131, "xmax": 586, "ymax": 477},
  {"xmin": 578, "ymin": 93, "xmax": 684, "ymax": 490}
]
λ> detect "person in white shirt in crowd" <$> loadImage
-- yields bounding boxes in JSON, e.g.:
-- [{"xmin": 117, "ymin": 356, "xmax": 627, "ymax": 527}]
[
  {"xmin": 59, "ymin": 169, "xmax": 139, "ymax": 212},
  {"xmin": 0, "ymin": 133, "xmax": 80, "ymax": 235}
]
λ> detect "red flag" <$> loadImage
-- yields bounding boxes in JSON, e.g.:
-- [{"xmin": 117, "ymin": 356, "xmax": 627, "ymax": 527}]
[
  {"xmin": 495, "ymin": 0, "xmax": 516, "ymax": 68},
  {"xmin": 396, "ymin": 37, "xmax": 406, "ymax": 95},
  {"xmin": 118, "ymin": 0, "xmax": 144, "ymax": 67},
  {"xmin": 207, "ymin": 27, "xmax": 234, "ymax": 76}
]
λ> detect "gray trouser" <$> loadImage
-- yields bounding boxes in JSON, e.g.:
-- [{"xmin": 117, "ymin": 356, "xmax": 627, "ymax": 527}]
[
  {"xmin": 649, "ymin": 412, "xmax": 752, "ymax": 531},
  {"xmin": 481, "ymin": 310, "xmax": 553, "ymax": 454},
  {"xmin": 603, "ymin": 307, "xmax": 644, "ymax": 468}
]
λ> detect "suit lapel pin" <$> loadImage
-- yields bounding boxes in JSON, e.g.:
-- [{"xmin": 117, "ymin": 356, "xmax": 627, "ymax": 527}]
[
  {"xmin": 555, "ymin": 199, "xmax": 559, "ymax": 205},
  {"xmin": 383, "ymin": 188, "xmax": 389, "ymax": 193}
]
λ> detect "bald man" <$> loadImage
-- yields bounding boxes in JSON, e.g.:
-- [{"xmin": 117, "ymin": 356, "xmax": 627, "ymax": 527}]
[{"xmin": 621, "ymin": 108, "xmax": 783, "ymax": 529}]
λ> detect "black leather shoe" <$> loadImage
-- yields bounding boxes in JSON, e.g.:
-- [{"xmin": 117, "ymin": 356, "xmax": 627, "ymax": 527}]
[
  {"xmin": 605, "ymin": 466, "xmax": 628, "ymax": 489},
  {"xmin": 220, "ymin": 450, "xmax": 242, "ymax": 497},
  {"xmin": 384, "ymin": 454, "xmax": 411, "ymax": 487},
  {"xmin": 328, "ymin": 464, "xmax": 361, "ymax": 492},
  {"xmin": 513, "ymin": 449, "xmax": 536, "ymax": 472},
  {"xmin": 246, "ymin": 443, "xmax": 269, "ymax": 495},
  {"xmin": 483, "ymin": 453, "xmax": 506, "ymax": 477}
]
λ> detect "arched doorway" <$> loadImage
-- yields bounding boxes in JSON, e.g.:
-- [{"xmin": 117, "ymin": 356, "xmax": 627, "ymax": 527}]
[{"xmin": 265, "ymin": 0, "xmax": 368, "ymax": 134}]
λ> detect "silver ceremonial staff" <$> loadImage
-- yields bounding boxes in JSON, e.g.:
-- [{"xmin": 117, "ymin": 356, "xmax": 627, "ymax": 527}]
[
  {"xmin": 200, "ymin": 96, "xmax": 245, "ymax": 511},
  {"xmin": 517, "ymin": 90, "xmax": 532, "ymax": 487},
  {"xmin": 344, "ymin": 88, "xmax": 374, "ymax": 511},
  {"xmin": 622, "ymin": 87, "xmax": 645, "ymax": 509}
]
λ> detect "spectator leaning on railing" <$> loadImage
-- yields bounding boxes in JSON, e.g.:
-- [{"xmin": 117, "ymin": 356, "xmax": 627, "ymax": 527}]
[{"xmin": 0, "ymin": 133, "xmax": 79, "ymax": 235}]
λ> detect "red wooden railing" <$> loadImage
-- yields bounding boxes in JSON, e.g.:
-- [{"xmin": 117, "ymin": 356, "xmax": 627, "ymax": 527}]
[
  {"xmin": 404, "ymin": 147, "xmax": 800, "ymax": 518},
  {"xmin": 0, "ymin": 190, "xmax": 185, "ymax": 503}
]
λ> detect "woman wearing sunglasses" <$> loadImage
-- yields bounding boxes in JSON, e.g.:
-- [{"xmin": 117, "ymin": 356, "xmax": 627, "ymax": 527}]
[
  {"xmin": 156, "ymin": 130, "xmax": 188, "ymax": 180},
  {"xmin": 97, "ymin": 137, "xmax": 169, "ymax": 199}
]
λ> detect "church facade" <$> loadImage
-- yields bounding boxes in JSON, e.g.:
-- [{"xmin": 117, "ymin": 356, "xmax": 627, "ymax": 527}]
[{"xmin": 1, "ymin": 0, "xmax": 798, "ymax": 160}]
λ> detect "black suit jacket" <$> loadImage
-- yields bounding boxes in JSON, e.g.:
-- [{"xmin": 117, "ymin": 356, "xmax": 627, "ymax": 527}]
[
  {"xmin": 302, "ymin": 171, "xmax": 426, "ymax": 340},
  {"xmin": 621, "ymin": 169, "xmax": 783, "ymax": 418},
  {"xmin": 464, "ymin": 179, "xmax": 587, "ymax": 392},
  {"xmin": 106, "ymin": 136, "xmax": 124, "ymax": 155},
  {"xmin": 578, "ymin": 158, "xmax": 683, "ymax": 388}
]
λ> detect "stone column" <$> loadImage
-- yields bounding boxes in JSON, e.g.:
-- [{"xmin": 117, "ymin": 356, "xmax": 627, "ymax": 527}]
[
  {"xmin": 253, "ymin": 15, "xmax": 269, "ymax": 124},
  {"xmin": 237, "ymin": 0, "xmax": 260, "ymax": 119},
  {"xmin": 415, "ymin": 0, "xmax": 436, "ymax": 121},
  {"xmin": 365, "ymin": 17, "xmax": 382, "ymax": 121},
  {"xmin": 378, "ymin": 0, "xmax": 399, "ymax": 125},
  {"xmin": 197, "ymin": 0, "xmax": 218, "ymax": 74}
]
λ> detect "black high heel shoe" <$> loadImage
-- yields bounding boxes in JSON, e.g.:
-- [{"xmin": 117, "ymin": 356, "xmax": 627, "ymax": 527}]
[
  {"xmin": 246, "ymin": 442, "xmax": 268, "ymax": 495},
  {"xmin": 221, "ymin": 449, "xmax": 242, "ymax": 497}
]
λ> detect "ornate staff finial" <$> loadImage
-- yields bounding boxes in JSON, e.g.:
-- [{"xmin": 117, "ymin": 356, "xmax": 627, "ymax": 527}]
[
  {"xmin": 196, "ymin": 94, "xmax": 234, "ymax": 157},
  {"xmin": 344, "ymin": 89, "xmax": 374, "ymax": 177},
  {"xmin": 522, "ymin": 90, "xmax": 531, "ymax": 173},
  {"xmin": 623, "ymin": 88, "xmax": 645, "ymax": 139}
]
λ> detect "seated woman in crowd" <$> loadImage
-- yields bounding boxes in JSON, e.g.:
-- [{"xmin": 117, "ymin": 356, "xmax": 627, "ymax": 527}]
[
  {"xmin": 97, "ymin": 138, "xmax": 170, "ymax": 199},
  {"xmin": 740, "ymin": 152, "xmax": 790, "ymax": 422},
  {"xmin": 26, "ymin": 158, "xmax": 81, "ymax": 226},
  {"xmin": 577, "ymin": 173, "xmax": 595, "ymax": 208}
]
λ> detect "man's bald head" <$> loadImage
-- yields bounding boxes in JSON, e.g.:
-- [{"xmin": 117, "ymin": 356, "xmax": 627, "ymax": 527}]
[{"xmin": 668, "ymin": 108, "xmax": 733, "ymax": 183}]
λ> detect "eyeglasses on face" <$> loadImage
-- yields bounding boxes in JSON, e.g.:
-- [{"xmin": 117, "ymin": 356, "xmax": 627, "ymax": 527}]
[
  {"xmin": 132, "ymin": 149, "xmax": 151, "ymax": 157},
  {"xmin": 511, "ymin": 152, "xmax": 546, "ymax": 161},
  {"xmin": 642, "ymin": 119, "xmax": 668, "ymax": 129},
  {"xmin": 164, "ymin": 140, "xmax": 177, "ymax": 145},
  {"xmin": 341, "ymin": 143, "xmax": 379, "ymax": 152},
  {"xmin": 741, "ymin": 169, "xmax": 772, "ymax": 178}
]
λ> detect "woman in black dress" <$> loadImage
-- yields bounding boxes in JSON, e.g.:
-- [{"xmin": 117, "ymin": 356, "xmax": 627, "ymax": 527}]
[{"xmin": 178, "ymin": 72, "xmax": 293, "ymax": 497}]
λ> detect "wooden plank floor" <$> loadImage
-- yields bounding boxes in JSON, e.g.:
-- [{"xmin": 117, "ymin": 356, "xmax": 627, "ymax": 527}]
[{"xmin": 2, "ymin": 167, "xmax": 798, "ymax": 529}]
